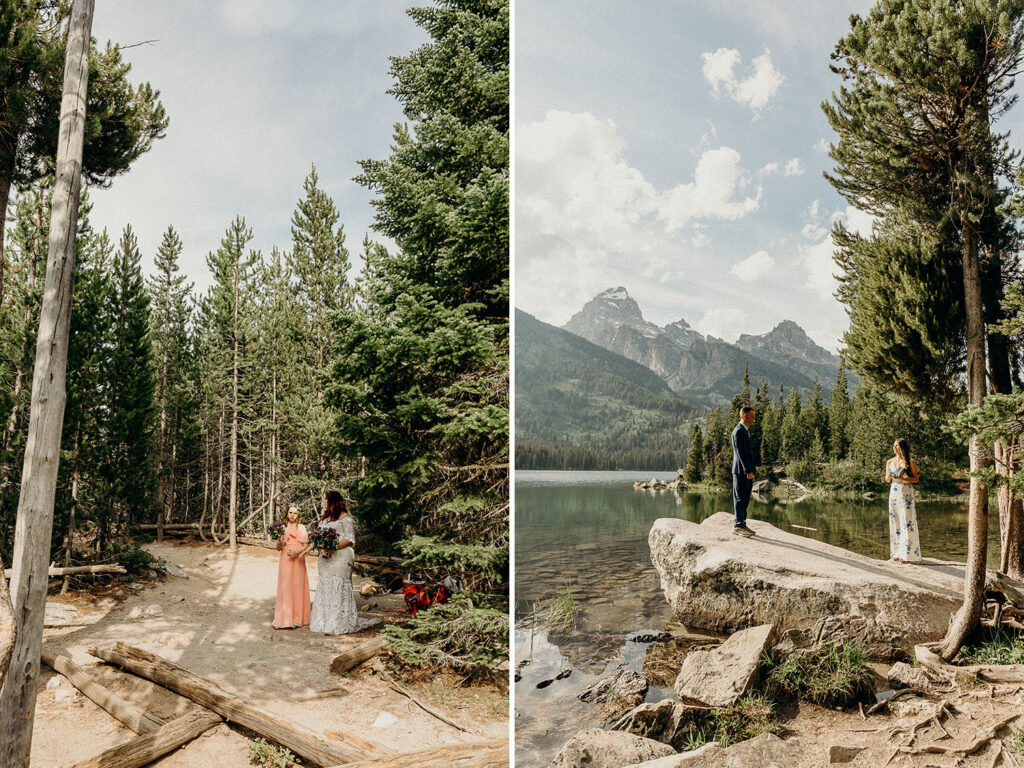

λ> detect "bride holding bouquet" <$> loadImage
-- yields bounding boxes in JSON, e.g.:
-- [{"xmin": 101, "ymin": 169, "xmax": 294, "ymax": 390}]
[{"xmin": 301, "ymin": 490, "xmax": 379, "ymax": 635}]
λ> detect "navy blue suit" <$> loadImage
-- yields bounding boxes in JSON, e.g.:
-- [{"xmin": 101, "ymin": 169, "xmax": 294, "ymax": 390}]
[{"xmin": 731, "ymin": 422, "xmax": 756, "ymax": 527}]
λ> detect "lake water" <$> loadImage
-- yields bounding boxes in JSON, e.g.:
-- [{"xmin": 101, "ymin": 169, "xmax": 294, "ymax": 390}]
[{"xmin": 513, "ymin": 470, "xmax": 996, "ymax": 767}]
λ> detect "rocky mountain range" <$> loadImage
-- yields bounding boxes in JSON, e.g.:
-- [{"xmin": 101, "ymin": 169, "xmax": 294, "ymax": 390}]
[{"xmin": 560, "ymin": 287, "xmax": 848, "ymax": 406}]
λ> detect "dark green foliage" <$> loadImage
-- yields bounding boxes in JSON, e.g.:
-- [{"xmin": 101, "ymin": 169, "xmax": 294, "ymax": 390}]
[
  {"xmin": 683, "ymin": 424, "xmax": 704, "ymax": 483},
  {"xmin": 382, "ymin": 592, "xmax": 509, "ymax": 675},
  {"xmin": 104, "ymin": 538, "xmax": 158, "ymax": 578},
  {"xmin": 955, "ymin": 625, "xmax": 1024, "ymax": 665},
  {"xmin": 399, "ymin": 534, "xmax": 507, "ymax": 591},
  {"xmin": 828, "ymin": 365, "xmax": 852, "ymax": 459}
]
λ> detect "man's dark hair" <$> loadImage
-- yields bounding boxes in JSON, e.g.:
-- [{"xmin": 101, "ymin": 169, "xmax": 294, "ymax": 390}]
[{"xmin": 740, "ymin": 406, "xmax": 755, "ymax": 416}]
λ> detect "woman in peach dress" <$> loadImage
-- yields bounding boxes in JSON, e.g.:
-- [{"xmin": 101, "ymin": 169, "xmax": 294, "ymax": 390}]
[{"xmin": 273, "ymin": 506, "xmax": 311, "ymax": 629}]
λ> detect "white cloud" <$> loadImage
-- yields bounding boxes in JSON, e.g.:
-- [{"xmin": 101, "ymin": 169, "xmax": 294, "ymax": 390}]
[
  {"xmin": 834, "ymin": 204, "xmax": 876, "ymax": 237},
  {"xmin": 759, "ymin": 161, "xmax": 779, "ymax": 176},
  {"xmin": 696, "ymin": 307, "xmax": 749, "ymax": 342},
  {"xmin": 807, "ymin": 200, "xmax": 820, "ymax": 218},
  {"xmin": 730, "ymin": 250, "xmax": 775, "ymax": 281},
  {"xmin": 784, "ymin": 158, "xmax": 804, "ymax": 177},
  {"xmin": 796, "ymin": 236, "xmax": 839, "ymax": 301},
  {"xmin": 701, "ymin": 48, "xmax": 784, "ymax": 114},
  {"xmin": 516, "ymin": 110, "xmax": 764, "ymax": 323},
  {"xmin": 815, "ymin": 138, "xmax": 831, "ymax": 154},
  {"xmin": 800, "ymin": 223, "xmax": 827, "ymax": 241}
]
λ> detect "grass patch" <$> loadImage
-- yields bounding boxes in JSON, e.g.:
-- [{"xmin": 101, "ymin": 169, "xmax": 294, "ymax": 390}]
[
  {"xmin": 1011, "ymin": 725, "xmax": 1024, "ymax": 757},
  {"xmin": 248, "ymin": 738, "xmax": 299, "ymax": 767},
  {"xmin": 763, "ymin": 642, "xmax": 874, "ymax": 708},
  {"xmin": 955, "ymin": 626, "xmax": 1024, "ymax": 665},
  {"xmin": 681, "ymin": 692, "xmax": 783, "ymax": 750},
  {"xmin": 543, "ymin": 582, "xmax": 577, "ymax": 636}
]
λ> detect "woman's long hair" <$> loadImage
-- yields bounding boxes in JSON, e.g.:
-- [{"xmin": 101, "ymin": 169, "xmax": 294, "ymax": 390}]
[
  {"xmin": 322, "ymin": 490, "xmax": 346, "ymax": 521},
  {"xmin": 895, "ymin": 438, "xmax": 912, "ymax": 468}
]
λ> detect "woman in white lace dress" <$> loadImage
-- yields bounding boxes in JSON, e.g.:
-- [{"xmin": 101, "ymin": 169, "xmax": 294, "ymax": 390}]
[
  {"xmin": 304, "ymin": 491, "xmax": 379, "ymax": 635},
  {"xmin": 885, "ymin": 438, "xmax": 921, "ymax": 564}
]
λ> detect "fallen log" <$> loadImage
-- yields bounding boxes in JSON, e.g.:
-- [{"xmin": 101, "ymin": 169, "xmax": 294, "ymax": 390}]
[
  {"xmin": 89, "ymin": 643, "xmax": 381, "ymax": 766},
  {"xmin": 41, "ymin": 648, "xmax": 165, "ymax": 734},
  {"xmin": 136, "ymin": 524, "xmax": 199, "ymax": 531},
  {"xmin": 332, "ymin": 739, "xmax": 509, "ymax": 768},
  {"xmin": 915, "ymin": 644, "xmax": 1024, "ymax": 683},
  {"xmin": 69, "ymin": 710, "xmax": 221, "ymax": 768},
  {"xmin": 330, "ymin": 636, "xmax": 389, "ymax": 675},
  {"xmin": 3, "ymin": 563, "xmax": 126, "ymax": 579}
]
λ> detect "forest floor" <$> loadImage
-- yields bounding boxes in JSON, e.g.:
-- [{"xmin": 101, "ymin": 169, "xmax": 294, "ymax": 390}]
[{"xmin": 29, "ymin": 539, "xmax": 509, "ymax": 767}]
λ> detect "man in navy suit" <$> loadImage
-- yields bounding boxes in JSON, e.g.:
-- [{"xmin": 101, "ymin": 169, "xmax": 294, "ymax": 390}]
[{"xmin": 731, "ymin": 406, "xmax": 757, "ymax": 537}]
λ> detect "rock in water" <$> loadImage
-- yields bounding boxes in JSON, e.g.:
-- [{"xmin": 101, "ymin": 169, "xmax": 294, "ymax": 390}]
[
  {"xmin": 674, "ymin": 624, "xmax": 775, "ymax": 707},
  {"xmin": 610, "ymin": 699, "xmax": 715, "ymax": 751},
  {"xmin": 620, "ymin": 733, "xmax": 803, "ymax": 767},
  {"xmin": 578, "ymin": 666, "xmax": 648, "ymax": 703},
  {"xmin": 548, "ymin": 729, "xmax": 675, "ymax": 768},
  {"xmin": 648, "ymin": 512, "xmax": 1000, "ymax": 658}
]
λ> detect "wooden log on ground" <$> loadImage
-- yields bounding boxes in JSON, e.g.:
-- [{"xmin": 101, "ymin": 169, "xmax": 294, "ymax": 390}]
[
  {"xmin": 330, "ymin": 636, "xmax": 389, "ymax": 675},
  {"xmin": 332, "ymin": 739, "xmax": 509, "ymax": 768},
  {"xmin": 41, "ymin": 648, "xmax": 165, "ymax": 734},
  {"xmin": 89, "ymin": 643, "xmax": 381, "ymax": 766},
  {"xmin": 136, "ymin": 524, "xmax": 199, "ymax": 531},
  {"xmin": 915, "ymin": 643, "xmax": 1024, "ymax": 683},
  {"xmin": 69, "ymin": 710, "xmax": 221, "ymax": 768},
  {"xmin": 3, "ymin": 563, "xmax": 126, "ymax": 579}
]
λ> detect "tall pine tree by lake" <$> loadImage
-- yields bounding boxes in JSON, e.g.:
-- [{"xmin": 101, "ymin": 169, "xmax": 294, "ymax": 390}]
[{"xmin": 334, "ymin": 0, "xmax": 509, "ymax": 569}]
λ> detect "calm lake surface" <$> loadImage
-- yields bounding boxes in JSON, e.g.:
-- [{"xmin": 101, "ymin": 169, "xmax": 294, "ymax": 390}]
[{"xmin": 513, "ymin": 470, "xmax": 996, "ymax": 768}]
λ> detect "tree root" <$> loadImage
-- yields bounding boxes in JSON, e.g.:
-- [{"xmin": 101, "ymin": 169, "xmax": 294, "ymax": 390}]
[{"xmin": 897, "ymin": 712, "xmax": 1019, "ymax": 758}]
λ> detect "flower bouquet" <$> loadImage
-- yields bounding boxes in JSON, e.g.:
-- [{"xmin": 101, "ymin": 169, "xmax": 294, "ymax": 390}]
[
  {"xmin": 268, "ymin": 521, "xmax": 286, "ymax": 545},
  {"xmin": 309, "ymin": 526, "xmax": 340, "ymax": 558}
]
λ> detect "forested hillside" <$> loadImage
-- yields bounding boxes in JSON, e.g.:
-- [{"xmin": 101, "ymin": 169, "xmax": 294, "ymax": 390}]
[{"xmin": 515, "ymin": 310, "xmax": 694, "ymax": 470}]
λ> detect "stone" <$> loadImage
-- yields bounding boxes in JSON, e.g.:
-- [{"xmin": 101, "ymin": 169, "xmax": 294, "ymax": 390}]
[
  {"xmin": 144, "ymin": 604, "xmax": 163, "ymax": 617},
  {"xmin": 578, "ymin": 666, "xmax": 649, "ymax": 703},
  {"xmin": 827, "ymin": 744, "xmax": 864, "ymax": 764},
  {"xmin": 621, "ymin": 733, "xmax": 803, "ymax": 767},
  {"xmin": 674, "ymin": 624, "xmax": 775, "ymax": 708},
  {"xmin": 649, "ymin": 512, "xmax": 1020, "ymax": 658},
  {"xmin": 752, "ymin": 479, "xmax": 775, "ymax": 496},
  {"xmin": 548, "ymin": 729, "xmax": 675, "ymax": 768},
  {"xmin": 163, "ymin": 563, "xmax": 188, "ymax": 578},
  {"xmin": 128, "ymin": 582, "xmax": 145, "ymax": 590},
  {"xmin": 46, "ymin": 676, "xmax": 63, "ymax": 690},
  {"xmin": 887, "ymin": 661, "xmax": 933, "ymax": 690},
  {"xmin": 43, "ymin": 602, "xmax": 80, "ymax": 627},
  {"xmin": 54, "ymin": 688, "xmax": 76, "ymax": 704},
  {"xmin": 157, "ymin": 632, "xmax": 191, "ymax": 648},
  {"xmin": 889, "ymin": 696, "xmax": 932, "ymax": 718},
  {"xmin": 610, "ymin": 699, "xmax": 714, "ymax": 751},
  {"xmin": 370, "ymin": 711, "xmax": 397, "ymax": 729},
  {"xmin": 127, "ymin": 606, "xmax": 144, "ymax": 620}
]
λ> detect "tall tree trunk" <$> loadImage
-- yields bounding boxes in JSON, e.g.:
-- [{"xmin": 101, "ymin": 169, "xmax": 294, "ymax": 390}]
[
  {"xmin": 940, "ymin": 223, "xmax": 990, "ymax": 660},
  {"xmin": 62, "ymin": 436, "xmax": 81, "ymax": 595},
  {"xmin": 0, "ymin": 3, "xmax": 93, "ymax": 762}
]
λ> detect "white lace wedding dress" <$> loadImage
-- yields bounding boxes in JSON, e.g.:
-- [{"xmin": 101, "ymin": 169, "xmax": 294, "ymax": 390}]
[{"xmin": 309, "ymin": 516, "xmax": 380, "ymax": 635}]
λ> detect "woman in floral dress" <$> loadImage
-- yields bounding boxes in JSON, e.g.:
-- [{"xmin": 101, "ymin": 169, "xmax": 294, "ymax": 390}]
[
  {"xmin": 885, "ymin": 438, "xmax": 921, "ymax": 564},
  {"xmin": 302, "ymin": 491, "xmax": 379, "ymax": 635}
]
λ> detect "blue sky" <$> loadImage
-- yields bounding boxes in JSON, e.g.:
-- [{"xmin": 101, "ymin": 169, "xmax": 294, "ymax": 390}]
[
  {"xmin": 514, "ymin": 0, "xmax": 905, "ymax": 351},
  {"xmin": 88, "ymin": 2, "xmax": 426, "ymax": 294}
]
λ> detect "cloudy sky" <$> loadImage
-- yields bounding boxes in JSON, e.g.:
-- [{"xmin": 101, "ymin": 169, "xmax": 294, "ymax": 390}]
[
  {"xmin": 514, "ymin": 0, "xmax": 899, "ymax": 351},
  {"xmin": 88, "ymin": 2, "xmax": 425, "ymax": 293}
]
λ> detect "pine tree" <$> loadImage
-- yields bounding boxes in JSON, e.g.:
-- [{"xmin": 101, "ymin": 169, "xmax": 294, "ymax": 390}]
[
  {"xmin": 102, "ymin": 225, "xmax": 157, "ymax": 534},
  {"xmin": 781, "ymin": 388, "xmax": 806, "ymax": 460},
  {"xmin": 801, "ymin": 378, "xmax": 827, "ymax": 460},
  {"xmin": 828, "ymin": 364, "xmax": 852, "ymax": 460},
  {"xmin": 683, "ymin": 423, "xmax": 703, "ymax": 483},
  {"xmin": 148, "ymin": 226, "xmax": 193, "ymax": 538}
]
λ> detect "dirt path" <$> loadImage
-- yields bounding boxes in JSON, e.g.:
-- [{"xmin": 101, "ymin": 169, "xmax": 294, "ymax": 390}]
[{"xmin": 30, "ymin": 540, "xmax": 508, "ymax": 767}]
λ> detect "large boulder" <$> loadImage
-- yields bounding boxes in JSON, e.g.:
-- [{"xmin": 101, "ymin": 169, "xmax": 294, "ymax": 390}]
[
  {"xmin": 548, "ymin": 729, "xmax": 675, "ymax": 768},
  {"xmin": 622, "ymin": 733, "xmax": 803, "ymax": 767},
  {"xmin": 674, "ymin": 624, "xmax": 775, "ymax": 707},
  {"xmin": 648, "ymin": 512, "xmax": 1021, "ymax": 658},
  {"xmin": 610, "ymin": 699, "xmax": 715, "ymax": 751}
]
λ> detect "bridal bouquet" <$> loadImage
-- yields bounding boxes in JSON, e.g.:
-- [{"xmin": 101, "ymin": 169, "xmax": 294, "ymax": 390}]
[
  {"xmin": 268, "ymin": 521, "xmax": 286, "ymax": 544},
  {"xmin": 309, "ymin": 527, "xmax": 340, "ymax": 558}
]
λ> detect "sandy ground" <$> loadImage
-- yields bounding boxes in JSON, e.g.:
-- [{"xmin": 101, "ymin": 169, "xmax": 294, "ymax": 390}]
[{"xmin": 30, "ymin": 540, "xmax": 509, "ymax": 767}]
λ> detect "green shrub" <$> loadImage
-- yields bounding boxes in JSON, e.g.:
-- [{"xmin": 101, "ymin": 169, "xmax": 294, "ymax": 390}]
[
  {"xmin": 956, "ymin": 626, "xmax": 1024, "ymax": 665},
  {"xmin": 785, "ymin": 459, "xmax": 816, "ymax": 486},
  {"xmin": 104, "ymin": 539, "xmax": 158, "ymax": 577},
  {"xmin": 820, "ymin": 460, "xmax": 884, "ymax": 493},
  {"xmin": 682, "ymin": 692, "xmax": 783, "ymax": 750},
  {"xmin": 382, "ymin": 592, "xmax": 508, "ymax": 676},
  {"xmin": 764, "ymin": 642, "xmax": 874, "ymax": 708},
  {"xmin": 398, "ymin": 535, "xmax": 508, "ymax": 592},
  {"xmin": 248, "ymin": 738, "xmax": 299, "ymax": 767}
]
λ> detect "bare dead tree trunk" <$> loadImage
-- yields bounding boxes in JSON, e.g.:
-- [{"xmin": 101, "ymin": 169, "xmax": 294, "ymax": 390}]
[
  {"xmin": 0, "ymin": 2, "xmax": 93, "ymax": 761},
  {"xmin": 940, "ymin": 222, "xmax": 990, "ymax": 660}
]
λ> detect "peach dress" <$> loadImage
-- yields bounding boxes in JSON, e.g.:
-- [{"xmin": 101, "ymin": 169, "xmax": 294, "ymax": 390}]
[{"xmin": 273, "ymin": 523, "xmax": 310, "ymax": 628}]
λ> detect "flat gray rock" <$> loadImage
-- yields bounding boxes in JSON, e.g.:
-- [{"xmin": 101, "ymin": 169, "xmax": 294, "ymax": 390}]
[
  {"xmin": 887, "ymin": 661, "xmax": 933, "ymax": 690},
  {"xmin": 43, "ymin": 602, "xmax": 80, "ymax": 627},
  {"xmin": 548, "ymin": 729, "xmax": 675, "ymax": 768},
  {"xmin": 649, "ymin": 512, "xmax": 1021, "ymax": 658},
  {"xmin": 622, "ymin": 733, "xmax": 803, "ymax": 767},
  {"xmin": 674, "ymin": 623, "xmax": 774, "ymax": 707},
  {"xmin": 578, "ymin": 665, "xmax": 649, "ymax": 703}
]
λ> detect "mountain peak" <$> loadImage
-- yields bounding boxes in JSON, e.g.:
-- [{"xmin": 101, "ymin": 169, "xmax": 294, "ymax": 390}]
[
  {"xmin": 578, "ymin": 287, "xmax": 644, "ymax": 320},
  {"xmin": 737, "ymin": 320, "xmax": 834, "ymax": 366}
]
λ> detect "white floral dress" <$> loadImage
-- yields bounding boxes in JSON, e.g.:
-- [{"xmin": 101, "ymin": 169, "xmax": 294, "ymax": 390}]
[
  {"xmin": 309, "ymin": 516, "xmax": 379, "ymax": 635},
  {"xmin": 888, "ymin": 461, "xmax": 921, "ymax": 562}
]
